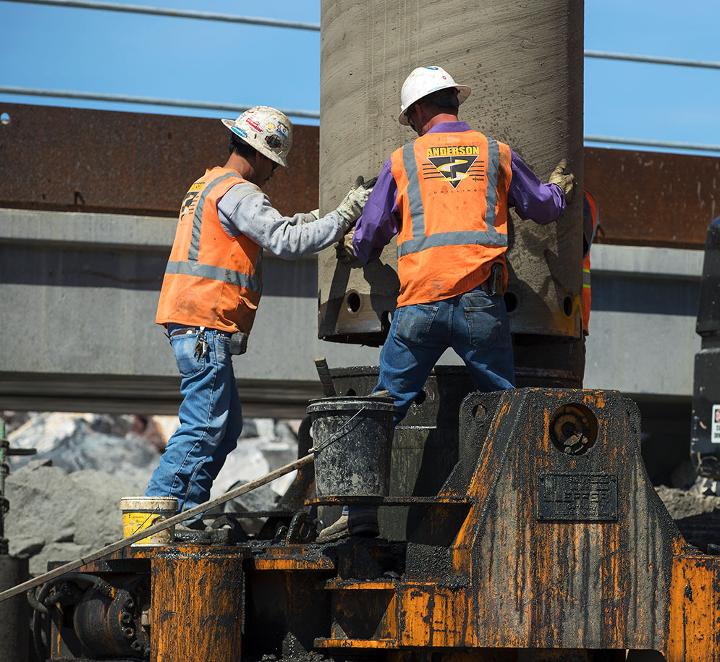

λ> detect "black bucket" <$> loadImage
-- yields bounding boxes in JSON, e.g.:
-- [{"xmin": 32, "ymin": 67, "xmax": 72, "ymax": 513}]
[{"xmin": 307, "ymin": 396, "xmax": 396, "ymax": 498}]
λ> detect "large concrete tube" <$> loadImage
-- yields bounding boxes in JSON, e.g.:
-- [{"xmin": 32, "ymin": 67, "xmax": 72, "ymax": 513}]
[{"xmin": 318, "ymin": 1, "xmax": 584, "ymax": 385}]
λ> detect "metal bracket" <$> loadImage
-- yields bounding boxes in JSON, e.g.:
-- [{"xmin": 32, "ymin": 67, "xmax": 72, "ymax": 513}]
[{"xmin": 0, "ymin": 420, "xmax": 37, "ymax": 554}]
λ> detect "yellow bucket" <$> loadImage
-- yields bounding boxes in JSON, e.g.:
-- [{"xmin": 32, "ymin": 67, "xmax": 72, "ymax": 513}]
[{"xmin": 120, "ymin": 497, "xmax": 178, "ymax": 547}]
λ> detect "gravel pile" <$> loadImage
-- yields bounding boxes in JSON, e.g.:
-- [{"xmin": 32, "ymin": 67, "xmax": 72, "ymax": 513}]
[
  {"xmin": 655, "ymin": 482, "xmax": 720, "ymax": 550},
  {"xmin": 2, "ymin": 411, "xmax": 299, "ymax": 574}
]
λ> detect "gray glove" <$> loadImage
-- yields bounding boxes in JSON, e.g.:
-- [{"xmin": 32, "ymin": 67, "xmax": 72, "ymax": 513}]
[
  {"xmin": 548, "ymin": 159, "xmax": 575, "ymax": 203},
  {"xmin": 335, "ymin": 185, "xmax": 371, "ymax": 230}
]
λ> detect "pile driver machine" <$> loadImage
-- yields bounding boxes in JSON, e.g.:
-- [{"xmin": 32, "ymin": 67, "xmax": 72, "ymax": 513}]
[{"xmin": 32, "ymin": 380, "xmax": 720, "ymax": 661}]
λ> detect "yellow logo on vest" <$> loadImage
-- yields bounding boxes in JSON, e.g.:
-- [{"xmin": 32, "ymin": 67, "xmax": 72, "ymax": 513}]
[{"xmin": 424, "ymin": 146, "xmax": 483, "ymax": 189}]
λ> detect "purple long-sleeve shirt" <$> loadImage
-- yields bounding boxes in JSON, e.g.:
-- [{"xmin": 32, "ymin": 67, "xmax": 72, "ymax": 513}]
[{"xmin": 352, "ymin": 121, "xmax": 566, "ymax": 265}]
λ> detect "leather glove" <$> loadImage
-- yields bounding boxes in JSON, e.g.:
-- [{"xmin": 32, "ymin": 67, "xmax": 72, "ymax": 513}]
[
  {"xmin": 548, "ymin": 159, "xmax": 575, "ymax": 203},
  {"xmin": 336, "ymin": 227, "xmax": 362, "ymax": 267},
  {"xmin": 335, "ymin": 185, "xmax": 371, "ymax": 230}
]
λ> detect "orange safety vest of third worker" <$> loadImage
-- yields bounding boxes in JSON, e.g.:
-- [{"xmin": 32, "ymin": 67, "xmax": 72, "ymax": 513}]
[
  {"xmin": 582, "ymin": 191, "xmax": 599, "ymax": 335},
  {"xmin": 156, "ymin": 166, "xmax": 263, "ymax": 334},
  {"xmin": 390, "ymin": 129, "xmax": 512, "ymax": 308}
]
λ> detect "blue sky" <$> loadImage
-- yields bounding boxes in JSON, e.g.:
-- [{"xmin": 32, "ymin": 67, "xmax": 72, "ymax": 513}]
[{"xmin": 1, "ymin": 0, "xmax": 719, "ymax": 154}]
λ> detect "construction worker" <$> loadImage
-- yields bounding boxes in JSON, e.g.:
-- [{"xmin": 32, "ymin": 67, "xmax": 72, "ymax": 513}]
[
  {"xmin": 582, "ymin": 191, "xmax": 599, "ymax": 336},
  {"xmin": 580, "ymin": 191, "xmax": 599, "ymax": 380},
  {"xmin": 145, "ymin": 106, "xmax": 371, "ymax": 529},
  {"xmin": 318, "ymin": 66, "xmax": 575, "ymax": 542}
]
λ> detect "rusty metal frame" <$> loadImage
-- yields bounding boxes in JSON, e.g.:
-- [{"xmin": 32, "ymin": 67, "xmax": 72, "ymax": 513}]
[
  {"xmin": 0, "ymin": 103, "xmax": 318, "ymax": 218},
  {"xmin": 1, "ymin": 103, "xmax": 719, "ymax": 247},
  {"xmin": 0, "ymin": 103, "xmax": 716, "ymax": 413}
]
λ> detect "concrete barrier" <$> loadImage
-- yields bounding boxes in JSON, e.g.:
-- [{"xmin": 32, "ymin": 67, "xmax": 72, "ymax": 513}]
[{"xmin": 0, "ymin": 208, "xmax": 703, "ymax": 415}]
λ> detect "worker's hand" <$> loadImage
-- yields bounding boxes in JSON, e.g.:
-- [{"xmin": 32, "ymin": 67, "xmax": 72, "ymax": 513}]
[
  {"xmin": 293, "ymin": 209, "xmax": 318, "ymax": 226},
  {"xmin": 335, "ymin": 185, "xmax": 371, "ymax": 230},
  {"xmin": 335, "ymin": 227, "xmax": 361, "ymax": 267},
  {"xmin": 548, "ymin": 159, "xmax": 575, "ymax": 203},
  {"xmin": 355, "ymin": 175, "xmax": 378, "ymax": 190}
]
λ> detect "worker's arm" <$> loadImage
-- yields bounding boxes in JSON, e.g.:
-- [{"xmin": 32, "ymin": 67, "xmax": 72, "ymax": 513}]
[
  {"xmin": 350, "ymin": 160, "xmax": 401, "ymax": 265},
  {"xmin": 217, "ymin": 183, "xmax": 363, "ymax": 260},
  {"xmin": 508, "ymin": 151, "xmax": 568, "ymax": 224}
]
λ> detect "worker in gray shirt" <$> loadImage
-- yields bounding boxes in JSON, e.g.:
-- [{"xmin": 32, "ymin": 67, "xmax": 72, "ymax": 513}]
[{"xmin": 148, "ymin": 106, "xmax": 370, "ymax": 530}]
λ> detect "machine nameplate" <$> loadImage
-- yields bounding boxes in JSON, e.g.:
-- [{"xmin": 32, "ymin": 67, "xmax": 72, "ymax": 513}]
[
  {"xmin": 537, "ymin": 473, "xmax": 618, "ymax": 522},
  {"xmin": 712, "ymin": 404, "xmax": 720, "ymax": 444}
]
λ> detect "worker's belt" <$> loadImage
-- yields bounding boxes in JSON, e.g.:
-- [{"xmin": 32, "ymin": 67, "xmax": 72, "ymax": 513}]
[
  {"xmin": 167, "ymin": 325, "xmax": 247, "ymax": 355},
  {"xmin": 168, "ymin": 325, "xmax": 231, "ymax": 338}
]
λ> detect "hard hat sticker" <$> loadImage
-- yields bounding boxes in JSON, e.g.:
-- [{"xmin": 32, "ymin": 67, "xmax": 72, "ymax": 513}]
[{"xmin": 246, "ymin": 118, "xmax": 264, "ymax": 133}]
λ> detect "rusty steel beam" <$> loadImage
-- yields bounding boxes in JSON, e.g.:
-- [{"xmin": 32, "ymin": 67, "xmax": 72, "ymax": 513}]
[
  {"xmin": 585, "ymin": 147, "xmax": 720, "ymax": 248},
  {"xmin": 1, "ymin": 104, "xmax": 718, "ymax": 247},
  {"xmin": 0, "ymin": 103, "xmax": 318, "ymax": 217}
]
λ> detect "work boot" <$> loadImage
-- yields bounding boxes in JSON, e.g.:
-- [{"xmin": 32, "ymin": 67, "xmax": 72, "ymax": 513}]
[
  {"xmin": 174, "ymin": 519, "xmax": 234, "ymax": 544},
  {"xmin": 316, "ymin": 509, "xmax": 379, "ymax": 543},
  {"xmin": 176, "ymin": 519, "xmax": 207, "ymax": 532}
]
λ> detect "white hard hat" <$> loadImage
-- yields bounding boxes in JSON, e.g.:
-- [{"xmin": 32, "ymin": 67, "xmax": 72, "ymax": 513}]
[
  {"xmin": 398, "ymin": 66, "xmax": 471, "ymax": 126},
  {"xmin": 221, "ymin": 106, "xmax": 293, "ymax": 167}
]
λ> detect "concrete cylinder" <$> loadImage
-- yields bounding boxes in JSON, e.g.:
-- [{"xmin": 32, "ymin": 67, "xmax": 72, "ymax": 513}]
[{"xmin": 318, "ymin": 1, "xmax": 584, "ymax": 383}]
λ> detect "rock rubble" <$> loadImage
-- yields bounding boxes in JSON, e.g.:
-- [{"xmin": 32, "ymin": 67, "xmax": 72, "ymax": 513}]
[{"xmin": 2, "ymin": 411, "xmax": 299, "ymax": 574}]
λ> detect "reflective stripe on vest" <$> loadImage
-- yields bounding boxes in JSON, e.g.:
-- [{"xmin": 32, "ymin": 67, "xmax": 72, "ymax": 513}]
[
  {"xmin": 582, "ymin": 258, "xmax": 591, "ymax": 333},
  {"xmin": 165, "ymin": 260, "xmax": 262, "ymax": 292},
  {"xmin": 168, "ymin": 171, "xmax": 263, "ymax": 295},
  {"xmin": 188, "ymin": 171, "xmax": 243, "ymax": 262},
  {"xmin": 397, "ymin": 140, "xmax": 508, "ymax": 258}
]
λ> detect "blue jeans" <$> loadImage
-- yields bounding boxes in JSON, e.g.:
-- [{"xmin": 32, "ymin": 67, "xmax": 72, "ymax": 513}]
[
  {"xmin": 376, "ymin": 286, "xmax": 515, "ymax": 423},
  {"xmin": 145, "ymin": 328, "xmax": 243, "ymax": 523}
]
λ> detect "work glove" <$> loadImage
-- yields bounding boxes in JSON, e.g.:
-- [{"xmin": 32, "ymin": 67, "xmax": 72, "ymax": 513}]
[
  {"xmin": 336, "ymin": 227, "xmax": 361, "ymax": 266},
  {"xmin": 334, "ymin": 185, "xmax": 371, "ymax": 230},
  {"xmin": 548, "ymin": 159, "xmax": 575, "ymax": 203},
  {"xmin": 291, "ymin": 209, "xmax": 317, "ymax": 226}
]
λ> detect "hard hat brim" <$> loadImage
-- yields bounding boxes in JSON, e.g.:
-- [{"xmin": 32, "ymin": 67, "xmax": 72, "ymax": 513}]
[
  {"xmin": 398, "ymin": 84, "xmax": 471, "ymax": 126},
  {"xmin": 220, "ymin": 118, "xmax": 288, "ymax": 168}
]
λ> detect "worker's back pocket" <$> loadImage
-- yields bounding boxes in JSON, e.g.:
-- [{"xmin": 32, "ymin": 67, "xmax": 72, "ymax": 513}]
[
  {"xmin": 462, "ymin": 293, "xmax": 506, "ymax": 348},
  {"xmin": 394, "ymin": 303, "xmax": 440, "ymax": 346}
]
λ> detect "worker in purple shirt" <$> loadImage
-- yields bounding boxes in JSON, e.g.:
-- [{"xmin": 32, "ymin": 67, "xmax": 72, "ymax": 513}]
[
  {"xmin": 352, "ymin": 144, "xmax": 569, "ymax": 264},
  {"xmin": 317, "ymin": 66, "xmax": 574, "ymax": 542}
]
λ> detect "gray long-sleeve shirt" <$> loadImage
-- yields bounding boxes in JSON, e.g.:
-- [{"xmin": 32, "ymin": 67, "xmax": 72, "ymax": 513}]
[{"xmin": 217, "ymin": 182, "xmax": 346, "ymax": 260}]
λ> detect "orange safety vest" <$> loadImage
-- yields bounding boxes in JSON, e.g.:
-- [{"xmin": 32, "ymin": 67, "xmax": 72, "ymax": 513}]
[
  {"xmin": 582, "ymin": 191, "xmax": 599, "ymax": 335},
  {"xmin": 390, "ymin": 129, "xmax": 512, "ymax": 307},
  {"xmin": 156, "ymin": 166, "xmax": 263, "ymax": 334}
]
